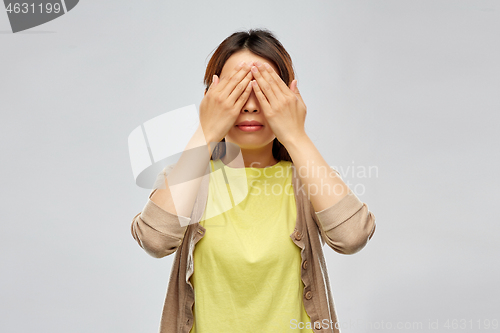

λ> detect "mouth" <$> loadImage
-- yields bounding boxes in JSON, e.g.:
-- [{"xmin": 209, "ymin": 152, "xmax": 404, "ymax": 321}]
[
  {"xmin": 236, "ymin": 124, "xmax": 264, "ymax": 132},
  {"xmin": 236, "ymin": 119, "xmax": 263, "ymax": 132}
]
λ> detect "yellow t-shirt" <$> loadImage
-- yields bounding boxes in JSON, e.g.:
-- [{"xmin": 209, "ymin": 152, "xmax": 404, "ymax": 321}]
[{"xmin": 189, "ymin": 158, "xmax": 314, "ymax": 333}]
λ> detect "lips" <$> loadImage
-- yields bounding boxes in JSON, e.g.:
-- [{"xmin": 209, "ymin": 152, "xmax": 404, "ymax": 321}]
[
  {"xmin": 236, "ymin": 120, "xmax": 263, "ymax": 132},
  {"xmin": 237, "ymin": 120, "xmax": 263, "ymax": 126}
]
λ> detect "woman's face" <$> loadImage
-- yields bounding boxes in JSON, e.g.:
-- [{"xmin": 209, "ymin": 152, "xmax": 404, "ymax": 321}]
[{"xmin": 208, "ymin": 49, "xmax": 281, "ymax": 151}]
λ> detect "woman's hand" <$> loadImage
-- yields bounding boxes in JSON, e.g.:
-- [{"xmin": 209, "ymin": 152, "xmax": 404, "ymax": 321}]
[
  {"xmin": 249, "ymin": 61, "xmax": 307, "ymax": 146},
  {"xmin": 199, "ymin": 61, "xmax": 255, "ymax": 144}
]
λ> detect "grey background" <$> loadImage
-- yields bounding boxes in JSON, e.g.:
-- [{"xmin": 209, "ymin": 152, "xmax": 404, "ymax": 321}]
[{"xmin": 1, "ymin": 0, "xmax": 499, "ymax": 332}]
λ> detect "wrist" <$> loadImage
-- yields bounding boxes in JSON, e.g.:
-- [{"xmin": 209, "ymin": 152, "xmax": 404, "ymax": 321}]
[
  {"xmin": 196, "ymin": 125, "xmax": 218, "ymax": 147},
  {"xmin": 282, "ymin": 131, "xmax": 309, "ymax": 148}
]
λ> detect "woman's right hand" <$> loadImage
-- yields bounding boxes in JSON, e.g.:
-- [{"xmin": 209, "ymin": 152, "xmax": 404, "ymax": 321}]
[{"xmin": 199, "ymin": 61, "xmax": 254, "ymax": 145}]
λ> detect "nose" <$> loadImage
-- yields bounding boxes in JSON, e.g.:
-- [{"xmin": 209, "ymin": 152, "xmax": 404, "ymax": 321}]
[{"xmin": 242, "ymin": 90, "xmax": 260, "ymax": 113}]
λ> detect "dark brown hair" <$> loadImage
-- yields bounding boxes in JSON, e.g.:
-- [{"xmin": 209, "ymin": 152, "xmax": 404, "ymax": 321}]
[{"xmin": 203, "ymin": 28, "xmax": 295, "ymax": 163}]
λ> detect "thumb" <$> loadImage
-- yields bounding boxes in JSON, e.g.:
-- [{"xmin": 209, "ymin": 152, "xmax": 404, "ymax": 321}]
[
  {"xmin": 290, "ymin": 79, "xmax": 299, "ymax": 94},
  {"xmin": 290, "ymin": 80, "xmax": 304, "ymax": 103},
  {"xmin": 207, "ymin": 75, "xmax": 219, "ymax": 94}
]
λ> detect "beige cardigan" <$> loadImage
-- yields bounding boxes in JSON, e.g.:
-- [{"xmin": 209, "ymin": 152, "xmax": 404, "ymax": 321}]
[{"xmin": 131, "ymin": 162, "xmax": 376, "ymax": 333}]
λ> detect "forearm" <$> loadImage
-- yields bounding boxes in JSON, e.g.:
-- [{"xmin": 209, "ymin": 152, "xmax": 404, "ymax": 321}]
[
  {"xmin": 150, "ymin": 124, "xmax": 215, "ymax": 219},
  {"xmin": 283, "ymin": 133, "xmax": 350, "ymax": 213}
]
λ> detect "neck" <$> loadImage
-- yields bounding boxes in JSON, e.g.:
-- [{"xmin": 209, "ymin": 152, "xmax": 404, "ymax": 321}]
[{"xmin": 222, "ymin": 141, "xmax": 278, "ymax": 168}]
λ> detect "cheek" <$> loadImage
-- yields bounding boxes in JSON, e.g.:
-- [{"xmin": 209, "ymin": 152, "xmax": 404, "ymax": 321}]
[{"xmin": 264, "ymin": 127, "xmax": 276, "ymax": 139}]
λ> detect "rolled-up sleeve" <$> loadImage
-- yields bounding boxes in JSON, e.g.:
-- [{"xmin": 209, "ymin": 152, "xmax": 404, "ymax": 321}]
[
  {"xmin": 314, "ymin": 190, "xmax": 376, "ymax": 255},
  {"xmin": 131, "ymin": 189, "xmax": 191, "ymax": 258},
  {"xmin": 131, "ymin": 164, "xmax": 192, "ymax": 258}
]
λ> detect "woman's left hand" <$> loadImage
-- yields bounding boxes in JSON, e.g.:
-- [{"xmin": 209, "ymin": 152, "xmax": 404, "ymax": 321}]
[{"xmin": 250, "ymin": 61, "xmax": 307, "ymax": 146}]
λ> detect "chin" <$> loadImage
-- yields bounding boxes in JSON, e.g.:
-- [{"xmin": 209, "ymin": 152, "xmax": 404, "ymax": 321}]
[{"xmin": 226, "ymin": 136, "xmax": 275, "ymax": 149}]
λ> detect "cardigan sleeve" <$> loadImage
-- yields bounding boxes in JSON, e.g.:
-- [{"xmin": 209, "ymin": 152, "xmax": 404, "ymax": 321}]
[
  {"xmin": 130, "ymin": 164, "xmax": 191, "ymax": 258},
  {"xmin": 312, "ymin": 168, "xmax": 376, "ymax": 255}
]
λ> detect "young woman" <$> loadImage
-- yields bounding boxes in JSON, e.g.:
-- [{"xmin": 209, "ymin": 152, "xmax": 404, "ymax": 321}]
[{"xmin": 131, "ymin": 29, "xmax": 376, "ymax": 333}]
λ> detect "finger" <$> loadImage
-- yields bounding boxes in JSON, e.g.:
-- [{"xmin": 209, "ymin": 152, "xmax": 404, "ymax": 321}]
[
  {"xmin": 207, "ymin": 74, "xmax": 219, "ymax": 92},
  {"xmin": 234, "ymin": 79, "xmax": 254, "ymax": 111},
  {"xmin": 251, "ymin": 64, "xmax": 278, "ymax": 107},
  {"xmin": 290, "ymin": 79, "xmax": 304, "ymax": 103},
  {"xmin": 256, "ymin": 63, "xmax": 285, "ymax": 102},
  {"xmin": 219, "ymin": 61, "xmax": 253, "ymax": 100},
  {"xmin": 227, "ymin": 70, "xmax": 254, "ymax": 105},
  {"xmin": 264, "ymin": 63, "xmax": 295, "ymax": 98},
  {"xmin": 216, "ymin": 61, "xmax": 244, "ymax": 91},
  {"xmin": 250, "ymin": 79, "xmax": 271, "ymax": 110}
]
